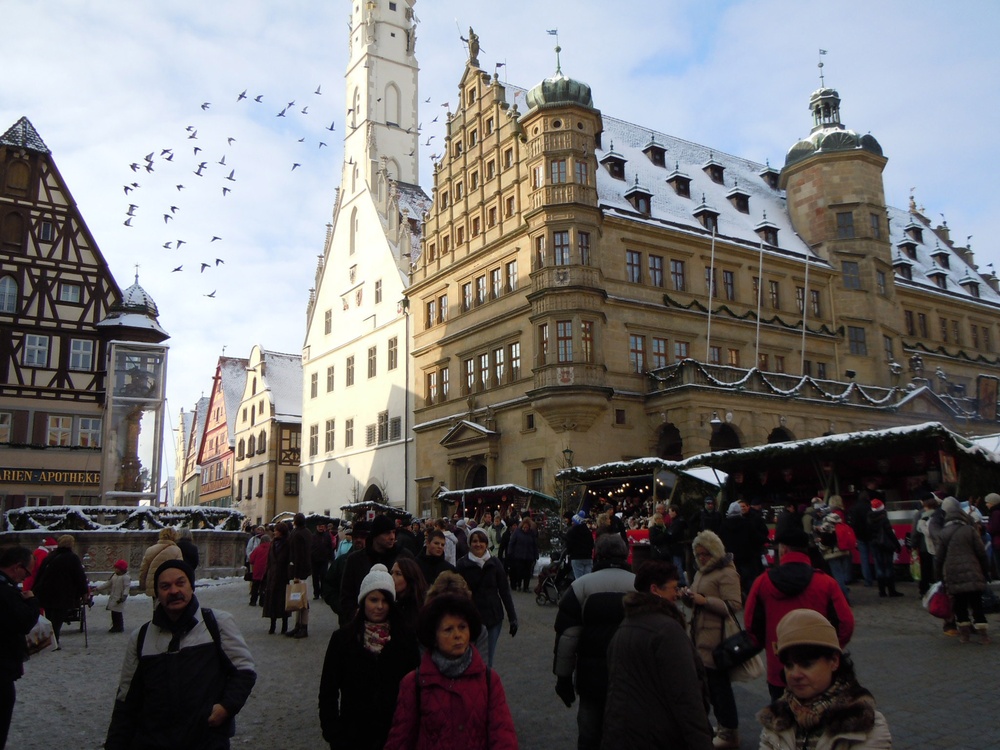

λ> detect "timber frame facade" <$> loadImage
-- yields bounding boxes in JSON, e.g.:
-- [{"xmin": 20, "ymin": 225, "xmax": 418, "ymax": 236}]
[{"xmin": 0, "ymin": 117, "xmax": 123, "ymax": 511}]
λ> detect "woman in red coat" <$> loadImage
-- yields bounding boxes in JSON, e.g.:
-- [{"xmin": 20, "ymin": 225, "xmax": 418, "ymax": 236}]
[{"xmin": 384, "ymin": 594, "xmax": 518, "ymax": 750}]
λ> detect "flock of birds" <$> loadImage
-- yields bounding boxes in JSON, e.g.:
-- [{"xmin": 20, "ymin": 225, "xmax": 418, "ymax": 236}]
[{"xmin": 119, "ymin": 85, "xmax": 336, "ymax": 298}]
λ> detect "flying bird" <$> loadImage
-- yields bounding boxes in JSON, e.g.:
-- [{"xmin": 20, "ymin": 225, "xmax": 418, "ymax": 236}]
[
  {"xmin": 194, "ymin": 162, "xmax": 207, "ymax": 177},
  {"xmin": 123, "ymin": 218, "xmax": 132, "ymax": 226},
  {"xmin": 143, "ymin": 152, "xmax": 154, "ymax": 162},
  {"xmin": 301, "ymin": 106, "xmax": 309, "ymax": 114},
  {"xmin": 227, "ymin": 137, "xmax": 236, "ymax": 145},
  {"xmin": 126, "ymin": 204, "xmax": 137, "ymax": 216},
  {"xmin": 201, "ymin": 102, "xmax": 211, "ymax": 110},
  {"xmin": 205, "ymin": 290, "xmax": 216, "ymax": 298},
  {"xmin": 286, "ymin": 100, "xmax": 295, "ymax": 108},
  {"xmin": 185, "ymin": 125, "xmax": 195, "ymax": 132},
  {"xmin": 193, "ymin": 146, "xmax": 202, "ymax": 155},
  {"xmin": 237, "ymin": 89, "xmax": 247, "ymax": 101},
  {"xmin": 200, "ymin": 263, "xmax": 210, "ymax": 273},
  {"xmin": 172, "ymin": 265, "xmax": 183, "ymax": 272},
  {"xmin": 176, "ymin": 239, "xmax": 186, "ymax": 248},
  {"xmin": 123, "ymin": 185, "xmax": 134, "ymax": 194},
  {"xmin": 222, "ymin": 187, "xmax": 231, "ymax": 196},
  {"xmin": 432, "ymin": 116, "xmax": 438, "ymax": 123},
  {"xmin": 218, "ymin": 155, "xmax": 227, "ymax": 166},
  {"xmin": 163, "ymin": 242, "xmax": 173, "ymax": 249},
  {"xmin": 326, "ymin": 121, "xmax": 335, "ymax": 132},
  {"xmin": 163, "ymin": 214, "xmax": 173, "ymax": 224},
  {"xmin": 425, "ymin": 96, "xmax": 431, "ymax": 103},
  {"xmin": 254, "ymin": 94, "xmax": 263, "ymax": 102},
  {"xmin": 291, "ymin": 163, "xmax": 301, "ymax": 171},
  {"xmin": 144, "ymin": 164, "xmax": 154, "ymax": 173},
  {"xmin": 211, "ymin": 236, "xmax": 222, "ymax": 242},
  {"xmin": 215, "ymin": 258, "xmax": 225, "ymax": 265},
  {"xmin": 176, "ymin": 184, "xmax": 185, "ymax": 191},
  {"xmin": 188, "ymin": 130, "xmax": 198, "ymax": 139},
  {"xmin": 319, "ymin": 142, "xmax": 327, "ymax": 149},
  {"xmin": 163, "ymin": 152, "xmax": 174, "ymax": 161},
  {"xmin": 297, "ymin": 137, "xmax": 305, "ymax": 143},
  {"xmin": 277, "ymin": 107, "xmax": 287, "ymax": 117},
  {"xmin": 169, "ymin": 206, "xmax": 179, "ymax": 213},
  {"xmin": 129, "ymin": 163, "xmax": 140, "ymax": 172},
  {"xmin": 225, "ymin": 169, "xmax": 236, "ymax": 182},
  {"xmin": 314, "ymin": 85, "xmax": 322, "ymax": 95}
]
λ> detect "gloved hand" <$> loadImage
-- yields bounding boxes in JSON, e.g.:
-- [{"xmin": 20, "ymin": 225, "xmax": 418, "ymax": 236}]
[
  {"xmin": 509, "ymin": 620, "xmax": 518, "ymax": 637},
  {"xmin": 555, "ymin": 676, "xmax": 575, "ymax": 707}
]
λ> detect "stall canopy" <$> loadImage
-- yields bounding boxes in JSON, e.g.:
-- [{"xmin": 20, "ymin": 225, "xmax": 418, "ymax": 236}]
[
  {"xmin": 557, "ymin": 458, "xmax": 726, "ymax": 512},
  {"xmin": 436, "ymin": 484, "xmax": 560, "ymax": 514},
  {"xmin": 339, "ymin": 501, "xmax": 411, "ymax": 522},
  {"xmin": 673, "ymin": 421, "xmax": 1000, "ymax": 508}
]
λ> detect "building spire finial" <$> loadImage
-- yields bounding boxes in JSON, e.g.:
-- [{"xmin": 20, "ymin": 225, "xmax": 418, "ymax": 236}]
[
  {"xmin": 546, "ymin": 29, "xmax": 561, "ymax": 74},
  {"xmin": 818, "ymin": 48, "xmax": 827, "ymax": 86}
]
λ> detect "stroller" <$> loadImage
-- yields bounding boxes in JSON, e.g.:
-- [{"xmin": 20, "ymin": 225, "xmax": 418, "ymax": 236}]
[{"xmin": 534, "ymin": 550, "xmax": 574, "ymax": 605}]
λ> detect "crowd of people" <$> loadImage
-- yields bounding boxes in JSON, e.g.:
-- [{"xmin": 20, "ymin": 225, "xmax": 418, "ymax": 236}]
[{"xmin": 1, "ymin": 482, "xmax": 996, "ymax": 749}]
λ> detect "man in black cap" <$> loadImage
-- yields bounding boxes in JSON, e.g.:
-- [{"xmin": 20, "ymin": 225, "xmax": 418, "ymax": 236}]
[
  {"xmin": 105, "ymin": 560, "xmax": 256, "ymax": 750},
  {"xmin": 553, "ymin": 534, "xmax": 635, "ymax": 750},
  {"xmin": 337, "ymin": 514, "xmax": 414, "ymax": 625}
]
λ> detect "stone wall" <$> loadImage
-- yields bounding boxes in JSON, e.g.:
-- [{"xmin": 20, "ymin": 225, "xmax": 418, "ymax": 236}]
[{"xmin": 0, "ymin": 530, "xmax": 249, "ymax": 583}]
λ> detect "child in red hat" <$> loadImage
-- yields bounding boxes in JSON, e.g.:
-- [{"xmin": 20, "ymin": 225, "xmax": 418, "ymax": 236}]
[{"xmin": 92, "ymin": 560, "xmax": 131, "ymax": 632}]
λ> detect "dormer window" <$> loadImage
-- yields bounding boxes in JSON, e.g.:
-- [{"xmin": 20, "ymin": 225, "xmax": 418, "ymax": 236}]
[
  {"xmin": 727, "ymin": 185, "xmax": 750, "ymax": 214},
  {"xmin": 930, "ymin": 244, "xmax": 949, "ymax": 269},
  {"xmin": 897, "ymin": 238, "xmax": 917, "ymax": 260},
  {"xmin": 904, "ymin": 219, "xmax": 923, "ymax": 243},
  {"xmin": 625, "ymin": 177, "xmax": 652, "ymax": 215},
  {"xmin": 693, "ymin": 195, "xmax": 719, "ymax": 233},
  {"xmin": 759, "ymin": 162, "xmax": 780, "ymax": 191},
  {"xmin": 927, "ymin": 266, "xmax": 948, "ymax": 290},
  {"xmin": 703, "ymin": 153, "xmax": 725, "ymax": 184},
  {"xmin": 600, "ymin": 142, "xmax": 626, "ymax": 180},
  {"xmin": 643, "ymin": 135, "xmax": 666, "ymax": 167},
  {"xmin": 666, "ymin": 163, "xmax": 691, "ymax": 198}
]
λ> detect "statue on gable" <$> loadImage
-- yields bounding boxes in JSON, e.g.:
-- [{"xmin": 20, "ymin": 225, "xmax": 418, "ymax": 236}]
[{"xmin": 461, "ymin": 26, "xmax": 480, "ymax": 66}]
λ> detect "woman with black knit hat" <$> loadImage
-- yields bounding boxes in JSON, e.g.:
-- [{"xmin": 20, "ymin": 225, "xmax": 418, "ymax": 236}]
[
  {"xmin": 318, "ymin": 564, "xmax": 419, "ymax": 750},
  {"xmin": 757, "ymin": 609, "xmax": 891, "ymax": 749}
]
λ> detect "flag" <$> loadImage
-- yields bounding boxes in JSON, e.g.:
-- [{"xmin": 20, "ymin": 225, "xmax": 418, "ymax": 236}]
[
  {"xmin": 819, "ymin": 49, "xmax": 827, "ymax": 55},
  {"xmin": 495, "ymin": 62, "xmax": 505, "ymax": 68},
  {"xmin": 547, "ymin": 29, "xmax": 558, "ymax": 35}
]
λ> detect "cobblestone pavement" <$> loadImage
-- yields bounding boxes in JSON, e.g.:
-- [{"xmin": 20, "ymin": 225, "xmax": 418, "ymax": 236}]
[{"xmin": 8, "ymin": 577, "xmax": 995, "ymax": 749}]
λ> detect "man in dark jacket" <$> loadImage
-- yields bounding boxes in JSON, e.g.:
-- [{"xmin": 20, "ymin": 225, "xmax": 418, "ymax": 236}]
[
  {"xmin": 337, "ymin": 514, "xmax": 413, "ymax": 626},
  {"xmin": 744, "ymin": 529, "xmax": 854, "ymax": 701},
  {"xmin": 31, "ymin": 534, "xmax": 89, "ymax": 648},
  {"xmin": 105, "ymin": 560, "xmax": 256, "ymax": 750},
  {"xmin": 286, "ymin": 513, "xmax": 313, "ymax": 638},
  {"xmin": 553, "ymin": 534, "xmax": 635, "ymax": 750},
  {"xmin": 310, "ymin": 523, "xmax": 334, "ymax": 601},
  {"xmin": 565, "ymin": 512, "xmax": 595, "ymax": 580},
  {"xmin": 697, "ymin": 496, "xmax": 722, "ymax": 534},
  {"xmin": 848, "ymin": 479, "xmax": 879, "ymax": 586},
  {"xmin": 0, "ymin": 546, "xmax": 40, "ymax": 748}
]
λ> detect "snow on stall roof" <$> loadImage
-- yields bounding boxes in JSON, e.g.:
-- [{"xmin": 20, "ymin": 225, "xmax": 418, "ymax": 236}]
[
  {"xmin": 674, "ymin": 421, "xmax": 1000, "ymax": 469},
  {"xmin": 4, "ymin": 505, "xmax": 245, "ymax": 532},
  {"xmin": 259, "ymin": 349, "xmax": 302, "ymax": 422}
]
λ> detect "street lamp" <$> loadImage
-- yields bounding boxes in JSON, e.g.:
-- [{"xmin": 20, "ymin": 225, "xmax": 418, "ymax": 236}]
[{"xmin": 562, "ymin": 447, "xmax": 574, "ymax": 467}]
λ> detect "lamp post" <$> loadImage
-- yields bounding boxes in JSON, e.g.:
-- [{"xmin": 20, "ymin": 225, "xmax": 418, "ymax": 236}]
[{"xmin": 560, "ymin": 447, "xmax": 575, "ymax": 515}]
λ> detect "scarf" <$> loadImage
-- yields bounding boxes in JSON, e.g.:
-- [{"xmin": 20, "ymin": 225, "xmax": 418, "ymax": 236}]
[
  {"xmin": 363, "ymin": 621, "xmax": 391, "ymax": 654},
  {"xmin": 784, "ymin": 677, "xmax": 853, "ymax": 730},
  {"xmin": 431, "ymin": 645, "xmax": 474, "ymax": 677},
  {"xmin": 151, "ymin": 595, "xmax": 200, "ymax": 653},
  {"xmin": 468, "ymin": 548, "xmax": 491, "ymax": 568}
]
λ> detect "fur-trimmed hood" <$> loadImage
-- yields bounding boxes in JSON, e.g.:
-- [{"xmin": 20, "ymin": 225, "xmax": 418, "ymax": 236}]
[
  {"xmin": 691, "ymin": 529, "xmax": 727, "ymax": 562},
  {"xmin": 757, "ymin": 684, "xmax": 878, "ymax": 736}
]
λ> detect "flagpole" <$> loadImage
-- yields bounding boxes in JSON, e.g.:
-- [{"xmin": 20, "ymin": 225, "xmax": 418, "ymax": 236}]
[
  {"xmin": 705, "ymin": 228, "xmax": 717, "ymax": 362},
  {"xmin": 755, "ymin": 240, "xmax": 764, "ymax": 367}
]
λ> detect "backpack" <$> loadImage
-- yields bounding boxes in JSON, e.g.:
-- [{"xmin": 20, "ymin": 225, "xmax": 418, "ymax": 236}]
[
  {"xmin": 136, "ymin": 608, "xmax": 234, "ymax": 673},
  {"xmin": 834, "ymin": 522, "xmax": 857, "ymax": 552}
]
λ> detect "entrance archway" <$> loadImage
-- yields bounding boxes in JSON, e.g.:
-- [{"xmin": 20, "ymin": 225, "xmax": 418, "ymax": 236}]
[
  {"xmin": 362, "ymin": 484, "xmax": 385, "ymax": 504},
  {"xmin": 655, "ymin": 423, "xmax": 683, "ymax": 460},
  {"xmin": 767, "ymin": 426, "xmax": 795, "ymax": 443},
  {"xmin": 464, "ymin": 464, "xmax": 487, "ymax": 489},
  {"xmin": 710, "ymin": 424, "xmax": 741, "ymax": 452}
]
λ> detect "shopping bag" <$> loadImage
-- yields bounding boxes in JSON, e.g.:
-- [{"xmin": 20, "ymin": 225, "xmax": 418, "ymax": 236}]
[
  {"xmin": 26, "ymin": 614, "xmax": 54, "ymax": 655},
  {"xmin": 923, "ymin": 581, "xmax": 953, "ymax": 620},
  {"xmin": 285, "ymin": 579, "xmax": 308, "ymax": 612}
]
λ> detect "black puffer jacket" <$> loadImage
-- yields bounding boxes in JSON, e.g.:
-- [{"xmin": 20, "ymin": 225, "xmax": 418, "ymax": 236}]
[
  {"xmin": 456, "ymin": 555, "xmax": 516, "ymax": 629},
  {"xmin": 601, "ymin": 592, "xmax": 713, "ymax": 750},
  {"xmin": 32, "ymin": 547, "xmax": 88, "ymax": 611}
]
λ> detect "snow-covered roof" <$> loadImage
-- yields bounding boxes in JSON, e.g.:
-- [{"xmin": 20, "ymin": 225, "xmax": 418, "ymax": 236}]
[
  {"xmin": 396, "ymin": 181, "xmax": 432, "ymax": 226},
  {"xmin": 218, "ymin": 357, "xmax": 248, "ymax": 445},
  {"xmin": 190, "ymin": 396, "xmax": 210, "ymax": 465},
  {"xmin": 0, "ymin": 116, "xmax": 49, "ymax": 154},
  {"xmin": 259, "ymin": 349, "xmax": 302, "ymax": 422},
  {"xmin": 437, "ymin": 483, "xmax": 559, "ymax": 509}
]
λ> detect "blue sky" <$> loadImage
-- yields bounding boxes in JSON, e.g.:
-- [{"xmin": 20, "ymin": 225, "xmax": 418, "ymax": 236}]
[{"xmin": 3, "ymin": 0, "xmax": 999, "ymax": 480}]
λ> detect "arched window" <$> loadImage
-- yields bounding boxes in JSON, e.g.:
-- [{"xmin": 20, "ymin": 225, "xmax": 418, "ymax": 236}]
[
  {"xmin": 4, "ymin": 161, "xmax": 29, "ymax": 195},
  {"xmin": 251, "ymin": 377, "xmax": 257, "ymax": 395},
  {"xmin": 384, "ymin": 83, "xmax": 401, "ymax": 126},
  {"xmin": 1, "ymin": 213, "xmax": 25, "ymax": 250},
  {"xmin": 386, "ymin": 158, "xmax": 399, "ymax": 182},
  {"xmin": 258, "ymin": 430, "xmax": 267, "ymax": 454},
  {"xmin": 247, "ymin": 434, "xmax": 256, "ymax": 455},
  {"xmin": 0, "ymin": 276, "xmax": 17, "ymax": 313},
  {"xmin": 349, "ymin": 207, "xmax": 358, "ymax": 255},
  {"xmin": 237, "ymin": 439, "xmax": 245, "ymax": 459},
  {"xmin": 351, "ymin": 87, "xmax": 361, "ymax": 129},
  {"xmin": 250, "ymin": 404, "xmax": 255, "ymax": 426}
]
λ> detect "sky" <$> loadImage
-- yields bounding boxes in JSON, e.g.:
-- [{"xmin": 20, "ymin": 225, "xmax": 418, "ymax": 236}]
[{"xmin": 4, "ymin": 0, "xmax": 1000, "ymax": 481}]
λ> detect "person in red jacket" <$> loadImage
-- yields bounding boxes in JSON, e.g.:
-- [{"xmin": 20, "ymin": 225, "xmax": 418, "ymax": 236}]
[
  {"xmin": 744, "ymin": 528, "xmax": 854, "ymax": 701},
  {"xmin": 384, "ymin": 594, "xmax": 517, "ymax": 750}
]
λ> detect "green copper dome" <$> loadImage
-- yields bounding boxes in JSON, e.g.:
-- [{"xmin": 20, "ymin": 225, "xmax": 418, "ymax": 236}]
[{"xmin": 525, "ymin": 71, "xmax": 594, "ymax": 111}]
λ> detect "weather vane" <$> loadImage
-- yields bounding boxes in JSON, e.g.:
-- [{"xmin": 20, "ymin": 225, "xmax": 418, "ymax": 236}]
[
  {"xmin": 547, "ymin": 29, "xmax": 561, "ymax": 74},
  {"xmin": 818, "ymin": 48, "xmax": 827, "ymax": 86}
]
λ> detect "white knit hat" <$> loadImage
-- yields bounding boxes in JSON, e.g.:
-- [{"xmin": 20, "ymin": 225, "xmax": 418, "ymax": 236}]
[{"xmin": 357, "ymin": 563, "xmax": 395, "ymax": 604}]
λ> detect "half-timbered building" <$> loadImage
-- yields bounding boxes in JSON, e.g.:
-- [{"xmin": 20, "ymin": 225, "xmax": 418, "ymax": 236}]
[{"xmin": 195, "ymin": 356, "xmax": 247, "ymax": 507}]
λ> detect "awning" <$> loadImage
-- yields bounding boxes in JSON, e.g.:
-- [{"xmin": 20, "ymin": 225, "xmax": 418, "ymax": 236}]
[{"xmin": 436, "ymin": 483, "xmax": 560, "ymax": 511}]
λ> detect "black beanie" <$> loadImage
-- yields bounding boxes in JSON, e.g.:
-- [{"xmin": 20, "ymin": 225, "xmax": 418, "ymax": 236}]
[{"xmin": 154, "ymin": 559, "xmax": 196, "ymax": 590}]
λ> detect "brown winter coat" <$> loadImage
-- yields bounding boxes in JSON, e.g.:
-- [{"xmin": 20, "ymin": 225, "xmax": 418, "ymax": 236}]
[
  {"xmin": 935, "ymin": 511, "xmax": 988, "ymax": 594},
  {"xmin": 689, "ymin": 536, "xmax": 742, "ymax": 670},
  {"xmin": 138, "ymin": 539, "xmax": 183, "ymax": 596}
]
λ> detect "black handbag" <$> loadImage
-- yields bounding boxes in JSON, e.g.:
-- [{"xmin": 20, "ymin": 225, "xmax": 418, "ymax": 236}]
[{"xmin": 711, "ymin": 601, "xmax": 763, "ymax": 671}]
